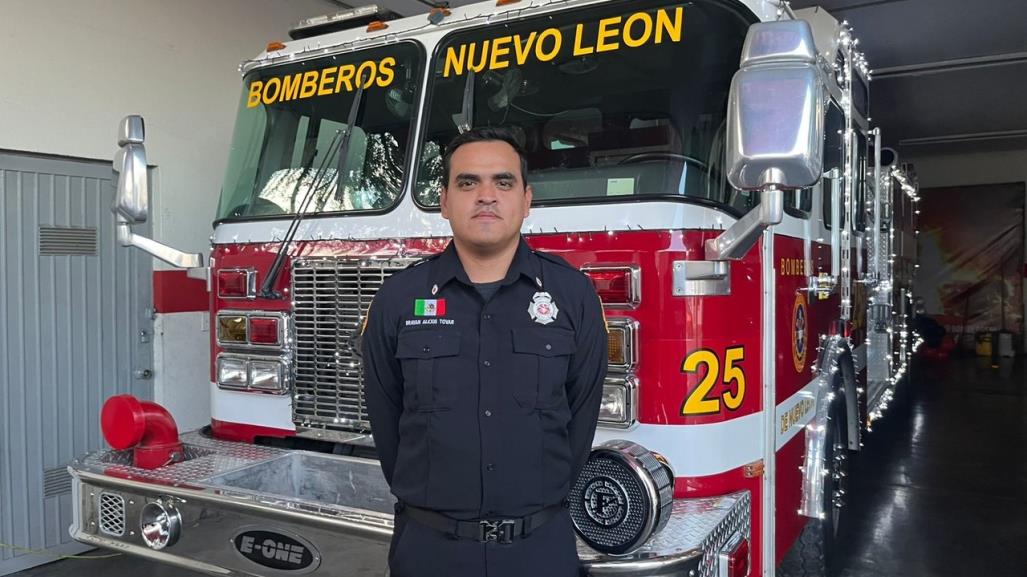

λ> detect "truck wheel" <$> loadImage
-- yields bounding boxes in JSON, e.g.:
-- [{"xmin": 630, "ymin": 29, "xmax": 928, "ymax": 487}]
[{"xmin": 780, "ymin": 398, "xmax": 848, "ymax": 577}]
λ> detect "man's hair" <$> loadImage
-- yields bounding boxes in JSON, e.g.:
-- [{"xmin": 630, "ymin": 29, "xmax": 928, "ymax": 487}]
[{"xmin": 442, "ymin": 127, "xmax": 529, "ymax": 187}]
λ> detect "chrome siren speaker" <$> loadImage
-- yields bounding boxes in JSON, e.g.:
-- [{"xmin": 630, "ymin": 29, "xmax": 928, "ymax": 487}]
[{"xmin": 569, "ymin": 440, "xmax": 674, "ymax": 555}]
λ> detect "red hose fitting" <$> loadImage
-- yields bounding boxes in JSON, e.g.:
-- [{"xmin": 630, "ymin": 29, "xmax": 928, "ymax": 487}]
[{"xmin": 101, "ymin": 395, "xmax": 183, "ymax": 469}]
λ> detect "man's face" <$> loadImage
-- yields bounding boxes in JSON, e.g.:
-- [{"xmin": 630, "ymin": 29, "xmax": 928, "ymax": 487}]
[{"xmin": 440, "ymin": 140, "xmax": 532, "ymax": 253}]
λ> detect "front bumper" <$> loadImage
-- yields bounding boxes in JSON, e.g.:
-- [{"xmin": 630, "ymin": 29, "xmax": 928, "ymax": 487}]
[{"xmin": 70, "ymin": 432, "xmax": 749, "ymax": 577}]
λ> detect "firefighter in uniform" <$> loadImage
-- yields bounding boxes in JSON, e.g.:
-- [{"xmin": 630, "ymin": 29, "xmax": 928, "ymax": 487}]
[{"xmin": 362, "ymin": 127, "xmax": 607, "ymax": 577}]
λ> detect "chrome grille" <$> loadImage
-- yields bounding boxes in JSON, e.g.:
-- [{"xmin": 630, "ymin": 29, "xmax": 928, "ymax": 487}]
[
  {"xmin": 98, "ymin": 492, "xmax": 126, "ymax": 537},
  {"xmin": 292, "ymin": 258, "xmax": 415, "ymax": 433}
]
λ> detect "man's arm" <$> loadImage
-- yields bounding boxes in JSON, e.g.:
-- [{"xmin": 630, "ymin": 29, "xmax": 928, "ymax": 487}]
[
  {"xmin": 361, "ymin": 294, "xmax": 403, "ymax": 486},
  {"xmin": 566, "ymin": 281, "xmax": 608, "ymax": 483}
]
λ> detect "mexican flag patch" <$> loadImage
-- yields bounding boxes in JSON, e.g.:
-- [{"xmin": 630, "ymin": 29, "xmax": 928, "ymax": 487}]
[{"xmin": 414, "ymin": 299, "xmax": 446, "ymax": 317}]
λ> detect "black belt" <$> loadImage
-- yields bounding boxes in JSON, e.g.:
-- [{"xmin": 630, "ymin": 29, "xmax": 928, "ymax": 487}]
[{"xmin": 398, "ymin": 502, "xmax": 565, "ymax": 545}]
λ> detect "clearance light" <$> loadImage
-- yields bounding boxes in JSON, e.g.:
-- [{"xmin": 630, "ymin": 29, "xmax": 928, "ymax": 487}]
[
  {"xmin": 266, "ymin": 41, "xmax": 286, "ymax": 52},
  {"xmin": 496, "ymin": 0, "xmax": 522, "ymax": 5},
  {"xmin": 718, "ymin": 534, "xmax": 750, "ymax": 577},
  {"xmin": 217, "ymin": 316, "xmax": 247, "ymax": 344},
  {"xmin": 606, "ymin": 318, "xmax": 638, "ymax": 370},
  {"xmin": 217, "ymin": 269, "xmax": 255, "ymax": 299},
  {"xmin": 366, "ymin": 20, "xmax": 388, "ymax": 32},
  {"xmin": 249, "ymin": 317, "xmax": 281, "ymax": 346},
  {"xmin": 217, "ymin": 311, "xmax": 289, "ymax": 350},
  {"xmin": 582, "ymin": 266, "xmax": 640, "ymax": 308}
]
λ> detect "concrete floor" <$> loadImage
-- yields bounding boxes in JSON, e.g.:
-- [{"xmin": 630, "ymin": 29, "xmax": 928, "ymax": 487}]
[{"xmin": 12, "ymin": 355, "xmax": 1026, "ymax": 577}]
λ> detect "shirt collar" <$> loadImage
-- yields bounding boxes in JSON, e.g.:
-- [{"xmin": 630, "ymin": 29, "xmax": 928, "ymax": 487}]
[{"xmin": 431, "ymin": 237, "xmax": 542, "ymax": 291}]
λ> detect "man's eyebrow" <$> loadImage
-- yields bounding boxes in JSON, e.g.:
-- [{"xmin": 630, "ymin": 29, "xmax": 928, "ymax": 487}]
[
  {"xmin": 491, "ymin": 172, "xmax": 517, "ymax": 181},
  {"xmin": 454, "ymin": 173, "xmax": 481, "ymax": 182}
]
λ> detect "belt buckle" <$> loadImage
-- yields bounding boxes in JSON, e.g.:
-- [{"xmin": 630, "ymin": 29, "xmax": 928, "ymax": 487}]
[{"xmin": 478, "ymin": 519, "xmax": 515, "ymax": 544}]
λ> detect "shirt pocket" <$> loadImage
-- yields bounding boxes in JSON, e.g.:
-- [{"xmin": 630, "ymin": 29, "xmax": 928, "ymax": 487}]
[
  {"xmin": 511, "ymin": 327, "xmax": 576, "ymax": 409},
  {"xmin": 395, "ymin": 329, "xmax": 461, "ymax": 412}
]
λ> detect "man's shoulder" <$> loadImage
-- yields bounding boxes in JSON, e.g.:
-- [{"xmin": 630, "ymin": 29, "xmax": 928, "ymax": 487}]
[
  {"xmin": 533, "ymin": 250, "xmax": 592, "ymax": 292},
  {"xmin": 376, "ymin": 254, "xmax": 436, "ymax": 300},
  {"xmin": 534, "ymin": 249, "xmax": 576, "ymax": 271}
]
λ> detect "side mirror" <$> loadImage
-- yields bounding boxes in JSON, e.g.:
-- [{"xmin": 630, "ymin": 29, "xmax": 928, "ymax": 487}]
[
  {"xmin": 705, "ymin": 20, "xmax": 826, "ymax": 263},
  {"xmin": 726, "ymin": 20, "xmax": 825, "ymax": 191},
  {"xmin": 113, "ymin": 115, "xmax": 149, "ymax": 224},
  {"xmin": 109, "ymin": 115, "xmax": 204, "ymax": 271}
]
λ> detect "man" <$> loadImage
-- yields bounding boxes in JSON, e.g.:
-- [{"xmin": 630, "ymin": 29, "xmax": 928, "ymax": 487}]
[{"xmin": 361, "ymin": 127, "xmax": 607, "ymax": 577}]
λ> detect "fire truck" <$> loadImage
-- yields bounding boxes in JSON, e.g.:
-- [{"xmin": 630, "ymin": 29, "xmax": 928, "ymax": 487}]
[{"xmin": 68, "ymin": 1, "xmax": 921, "ymax": 576}]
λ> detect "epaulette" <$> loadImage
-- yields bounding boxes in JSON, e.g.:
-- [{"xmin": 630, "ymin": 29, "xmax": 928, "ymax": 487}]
[
  {"xmin": 534, "ymin": 250, "xmax": 577, "ymax": 271},
  {"xmin": 410, "ymin": 252, "xmax": 444, "ymax": 267}
]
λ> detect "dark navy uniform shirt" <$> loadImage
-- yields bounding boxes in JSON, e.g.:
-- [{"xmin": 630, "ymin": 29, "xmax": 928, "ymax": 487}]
[{"xmin": 362, "ymin": 238, "xmax": 607, "ymax": 520}]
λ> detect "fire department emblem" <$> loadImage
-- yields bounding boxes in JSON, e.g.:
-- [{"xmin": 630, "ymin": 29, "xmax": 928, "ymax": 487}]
[
  {"xmin": 792, "ymin": 293, "xmax": 808, "ymax": 373},
  {"xmin": 583, "ymin": 476, "xmax": 629, "ymax": 528},
  {"xmin": 528, "ymin": 292, "xmax": 559, "ymax": 325}
]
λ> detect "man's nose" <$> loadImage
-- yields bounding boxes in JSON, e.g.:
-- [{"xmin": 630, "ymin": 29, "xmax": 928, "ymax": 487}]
[{"xmin": 475, "ymin": 183, "xmax": 498, "ymax": 204}]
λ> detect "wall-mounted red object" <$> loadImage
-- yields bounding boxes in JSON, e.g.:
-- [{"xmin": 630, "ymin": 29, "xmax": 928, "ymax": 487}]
[{"xmin": 101, "ymin": 395, "xmax": 183, "ymax": 469}]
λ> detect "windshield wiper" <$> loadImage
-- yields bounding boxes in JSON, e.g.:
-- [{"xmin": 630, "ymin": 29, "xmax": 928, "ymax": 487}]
[
  {"xmin": 451, "ymin": 69, "xmax": 475, "ymax": 133},
  {"xmin": 334, "ymin": 80, "xmax": 367, "ymax": 203},
  {"xmin": 259, "ymin": 85, "xmax": 366, "ymax": 299}
]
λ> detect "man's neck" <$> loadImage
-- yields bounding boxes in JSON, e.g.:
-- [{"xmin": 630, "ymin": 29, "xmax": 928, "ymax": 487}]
[{"xmin": 452, "ymin": 237, "xmax": 520, "ymax": 284}]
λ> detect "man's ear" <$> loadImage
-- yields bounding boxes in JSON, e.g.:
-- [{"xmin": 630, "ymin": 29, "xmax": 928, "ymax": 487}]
[
  {"xmin": 523, "ymin": 184, "xmax": 533, "ymax": 217},
  {"xmin": 440, "ymin": 186, "xmax": 450, "ymax": 220}
]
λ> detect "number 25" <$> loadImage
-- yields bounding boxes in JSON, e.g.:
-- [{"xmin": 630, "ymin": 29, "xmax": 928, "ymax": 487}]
[{"xmin": 680, "ymin": 346, "xmax": 746, "ymax": 415}]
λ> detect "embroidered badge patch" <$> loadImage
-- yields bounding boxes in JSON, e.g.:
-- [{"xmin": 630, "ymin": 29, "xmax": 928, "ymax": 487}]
[
  {"xmin": 528, "ymin": 292, "xmax": 558, "ymax": 325},
  {"xmin": 792, "ymin": 293, "xmax": 808, "ymax": 373},
  {"xmin": 415, "ymin": 299, "xmax": 446, "ymax": 317}
]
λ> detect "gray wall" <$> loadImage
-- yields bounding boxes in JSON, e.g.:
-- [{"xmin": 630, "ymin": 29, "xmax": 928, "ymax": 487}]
[
  {"xmin": 0, "ymin": 152, "xmax": 152, "ymax": 573},
  {"xmin": 0, "ymin": 0, "xmax": 337, "ymax": 429}
]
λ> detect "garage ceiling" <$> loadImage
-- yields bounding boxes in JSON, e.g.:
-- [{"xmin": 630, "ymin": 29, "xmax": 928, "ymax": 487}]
[
  {"xmin": 790, "ymin": 0, "xmax": 1027, "ymax": 156},
  {"xmin": 326, "ymin": 0, "xmax": 1027, "ymax": 156}
]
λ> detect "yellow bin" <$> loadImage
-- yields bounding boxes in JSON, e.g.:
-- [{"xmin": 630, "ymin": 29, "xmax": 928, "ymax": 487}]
[{"xmin": 975, "ymin": 332, "xmax": 993, "ymax": 357}]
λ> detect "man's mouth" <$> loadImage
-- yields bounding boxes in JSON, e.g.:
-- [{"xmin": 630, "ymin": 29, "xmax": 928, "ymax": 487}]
[{"xmin": 473, "ymin": 212, "xmax": 500, "ymax": 220}]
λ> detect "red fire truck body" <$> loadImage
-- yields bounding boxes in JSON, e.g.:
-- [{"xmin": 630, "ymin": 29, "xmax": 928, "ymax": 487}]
[{"xmin": 69, "ymin": 1, "xmax": 921, "ymax": 576}]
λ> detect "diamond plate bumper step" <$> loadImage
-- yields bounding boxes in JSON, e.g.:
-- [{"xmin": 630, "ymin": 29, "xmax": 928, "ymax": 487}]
[{"xmin": 70, "ymin": 431, "xmax": 749, "ymax": 577}]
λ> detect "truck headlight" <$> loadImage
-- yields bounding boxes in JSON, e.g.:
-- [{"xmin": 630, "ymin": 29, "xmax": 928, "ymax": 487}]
[
  {"xmin": 249, "ymin": 360, "xmax": 285, "ymax": 392},
  {"xmin": 569, "ymin": 440, "xmax": 674, "ymax": 556},
  {"xmin": 217, "ymin": 354, "xmax": 290, "ymax": 395},
  {"xmin": 217, "ymin": 357, "xmax": 247, "ymax": 388},
  {"xmin": 598, "ymin": 377, "xmax": 636, "ymax": 427}
]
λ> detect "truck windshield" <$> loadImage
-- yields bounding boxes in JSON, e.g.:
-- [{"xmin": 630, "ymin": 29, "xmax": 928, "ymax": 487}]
[
  {"xmin": 415, "ymin": 0, "xmax": 755, "ymax": 212},
  {"xmin": 217, "ymin": 43, "xmax": 421, "ymax": 221}
]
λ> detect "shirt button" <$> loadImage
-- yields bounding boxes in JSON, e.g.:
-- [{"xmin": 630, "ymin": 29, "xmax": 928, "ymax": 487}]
[
  {"xmin": 545, "ymin": 343, "xmax": 552, "ymax": 351},
  {"xmin": 484, "ymin": 409, "xmax": 492, "ymax": 417},
  {"xmin": 423, "ymin": 346, "xmax": 431, "ymax": 353},
  {"xmin": 483, "ymin": 360, "xmax": 491, "ymax": 367},
  {"xmin": 486, "ymin": 464, "xmax": 495, "ymax": 472},
  {"xmin": 483, "ymin": 313, "xmax": 492, "ymax": 320}
]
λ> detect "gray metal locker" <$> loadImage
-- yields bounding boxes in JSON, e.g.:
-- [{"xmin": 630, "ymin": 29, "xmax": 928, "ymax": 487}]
[{"xmin": 0, "ymin": 151, "xmax": 153, "ymax": 574}]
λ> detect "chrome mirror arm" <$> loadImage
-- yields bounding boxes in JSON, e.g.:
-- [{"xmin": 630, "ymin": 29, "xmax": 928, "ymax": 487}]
[
  {"xmin": 705, "ymin": 186, "xmax": 784, "ymax": 261},
  {"xmin": 116, "ymin": 216, "xmax": 203, "ymax": 271}
]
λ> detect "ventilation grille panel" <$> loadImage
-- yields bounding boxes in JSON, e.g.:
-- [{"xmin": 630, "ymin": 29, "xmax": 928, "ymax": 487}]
[
  {"xmin": 43, "ymin": 466, "xmax": 72, "ymax": 497},
  {"xmin": 39, "ymin": 226, "xmax": 98, "ymax": 256},
  {"xmin": 98, "ymin": 492, "xmax": 126, "ymax": 537}
]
